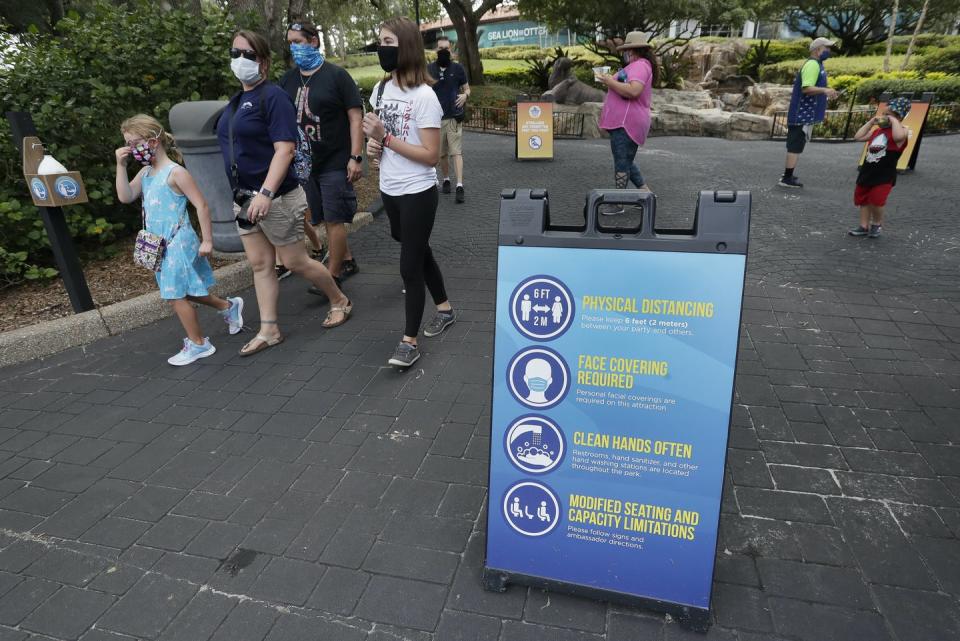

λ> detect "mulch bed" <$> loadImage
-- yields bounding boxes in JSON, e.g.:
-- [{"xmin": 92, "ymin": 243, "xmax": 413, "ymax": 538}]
[{"xmin": 2, "ymin": 170, "xmax": 382, "ymax": 333}]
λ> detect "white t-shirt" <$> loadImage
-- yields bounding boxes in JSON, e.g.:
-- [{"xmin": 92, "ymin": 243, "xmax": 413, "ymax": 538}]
[{"xmin": 370, "ymin": 80, "xmax": 443, "ymax": 196}]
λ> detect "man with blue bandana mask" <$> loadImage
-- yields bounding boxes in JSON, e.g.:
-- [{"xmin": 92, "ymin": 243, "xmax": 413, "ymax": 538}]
[
  {"xmin": 280, "ymin": 21, "xmax": 364, "ymax": 294},
  {"xmin": 524, "ymin": 358, "xmax": 554, "ymax": 404}
]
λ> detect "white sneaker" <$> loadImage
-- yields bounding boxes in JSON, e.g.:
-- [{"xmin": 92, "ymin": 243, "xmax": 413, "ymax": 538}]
[
  {"xmin": 222, "ymin": 297, "xmax": 244, "ymax": 335},
  {"xmin": 167, "ymin": 338, "xmax": 216, "ymax": 366}
]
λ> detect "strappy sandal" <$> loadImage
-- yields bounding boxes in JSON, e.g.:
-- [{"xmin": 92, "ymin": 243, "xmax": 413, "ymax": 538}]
[
  {"xmin": 239, "ymin": 321, "xmax": 284, "ymax": 357},
  {"xmin": 322, "ymin": 298, "xmax": 352, "ymax": 329}
]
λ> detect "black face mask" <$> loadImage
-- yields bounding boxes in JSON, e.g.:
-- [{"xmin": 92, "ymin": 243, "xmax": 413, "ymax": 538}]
[
  {"xmin": 436, "ymin": 49, "xmax": 451, "ymax": 67},
  {"xmin": 378, "ymin": 45, "xmax": 399, "ymax": 72}
]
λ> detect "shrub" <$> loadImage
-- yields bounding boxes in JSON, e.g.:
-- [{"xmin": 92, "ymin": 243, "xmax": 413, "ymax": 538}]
[
  {"xmin": 855, "ymin": 76, "xmax": 960, "ymax": 103},
  {"xmin": 0, "ymin": 0, "xmax": 242, "ymax": 286},
  {"xmin": 759, "ymin": 55, "xmax": 915, "ymax": 83},
  {"xmin": 484, "ymin": 68, "xmax": 538, "ymax": 93},
  {"xmin": 916, "ymin": 46, "xmax": 960, "ymax": 76},
  {"xmin": 481, "ymin": 45, "xmax": 545, "ymax": 60},
  {"xmin": 470, "ymin": 84, "xmax": 522, "ymax": 108},
  {"xmin": 829, "ymin": 74, "xmax": 865, "ymax": 93},
  {"xmin": 862, "ymin": 34, "xmax": 960, "ymax": 56}
]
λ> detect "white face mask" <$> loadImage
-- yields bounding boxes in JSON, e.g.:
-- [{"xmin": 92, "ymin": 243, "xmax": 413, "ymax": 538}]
[{"xmin": 231, "ymin": 57, "xmax": 261, "ymax": 84}]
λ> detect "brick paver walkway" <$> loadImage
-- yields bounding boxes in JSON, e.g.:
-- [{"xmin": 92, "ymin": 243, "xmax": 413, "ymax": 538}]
[{"xmin": 0, "ymin": 133, "xmax": 958, "ymax": 641}]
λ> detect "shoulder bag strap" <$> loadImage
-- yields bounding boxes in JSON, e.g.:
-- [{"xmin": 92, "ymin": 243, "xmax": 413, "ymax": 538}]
[
  {"xmin": 227, "ymin": 92, "xmax": 242, "ymax": 188},
  {"xmin": 375, "ymin": 78, "xmax": 387, "ymax": 115}
]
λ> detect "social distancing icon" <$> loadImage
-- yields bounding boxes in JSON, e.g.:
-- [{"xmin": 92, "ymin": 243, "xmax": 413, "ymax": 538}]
[{"xmin": 510, "ymin": 276, "xmax": 574, "ymax": 341}]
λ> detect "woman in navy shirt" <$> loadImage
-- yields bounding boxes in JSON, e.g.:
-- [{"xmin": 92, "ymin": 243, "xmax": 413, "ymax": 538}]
[{"xmin": 218, "ymin": 30, "xmax": 352, "ymax": 356}]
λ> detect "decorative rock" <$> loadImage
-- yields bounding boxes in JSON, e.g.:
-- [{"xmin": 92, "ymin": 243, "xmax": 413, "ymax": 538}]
[
  {"xmin": 554, "ymin": 102, "xmax": 606, "ymax": 139},
  {"xmin": 685, "ymin": 39, "xmax": 750, "ymax": 82},
  {"xmin": 651, "ymin": 89, "xmax": 714, "ymax": 110},
  {"xmin": 747, "ymin": 83, "xmax": 794, "ymax": 116},
  {"xmin": 728, "ymin": 112, "xmax": 774, "ymax": 140}
]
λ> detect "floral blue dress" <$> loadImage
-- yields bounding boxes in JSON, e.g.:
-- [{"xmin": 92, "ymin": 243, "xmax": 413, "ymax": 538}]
[{"xmin": 142, "ymin": 162, "xmax": 215, "ymax": 300}]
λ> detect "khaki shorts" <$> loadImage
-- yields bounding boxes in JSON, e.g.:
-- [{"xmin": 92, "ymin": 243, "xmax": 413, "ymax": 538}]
[
  {"xmin": 234, "ymin": 186, "xmax": 308, "ymax": 247},
  {"xmin": 440, "ymin": 118, "xmax": 463, "ymax": 156}
]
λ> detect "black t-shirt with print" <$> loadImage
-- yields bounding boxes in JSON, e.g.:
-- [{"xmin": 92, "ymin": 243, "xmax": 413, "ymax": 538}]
[
  {"xmin": 857, "ymin": 127, "xmax": 906, "ymax": 186},
  {"xmin": 279, "ymin": 62, "xmax": 363, "ymax": 173}
]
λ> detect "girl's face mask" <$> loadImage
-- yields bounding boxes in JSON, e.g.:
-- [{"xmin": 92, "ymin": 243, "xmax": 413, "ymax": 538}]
[{"xmin": 130, "ymin": 139, "xmax": 157, "ymax": 166}]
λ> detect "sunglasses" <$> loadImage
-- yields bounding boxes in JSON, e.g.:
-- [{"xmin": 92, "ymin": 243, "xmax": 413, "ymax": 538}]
[
  {"xmin": 230, "ymin": 48, "xmax": 258, "ymax": 61},
  {"xmin": 289, "ymin": 23, "xmax": 317, "ymax": 36}
]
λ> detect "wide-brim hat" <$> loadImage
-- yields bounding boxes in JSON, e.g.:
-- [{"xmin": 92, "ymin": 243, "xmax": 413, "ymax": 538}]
[{"xmin": 616, "ymin": 31, "xmax": 653, "ymax": 51}]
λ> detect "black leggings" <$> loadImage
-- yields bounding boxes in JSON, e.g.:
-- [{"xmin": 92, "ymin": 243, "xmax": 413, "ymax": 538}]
[{"xmin": 382, "ymin": 185, "xmax": 448, "ymax": 337}]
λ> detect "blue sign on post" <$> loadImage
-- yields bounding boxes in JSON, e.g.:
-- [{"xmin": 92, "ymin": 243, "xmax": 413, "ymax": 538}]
[{"xmin": 484, "ymin": 189, "xmax": 751, "ymax": 630}]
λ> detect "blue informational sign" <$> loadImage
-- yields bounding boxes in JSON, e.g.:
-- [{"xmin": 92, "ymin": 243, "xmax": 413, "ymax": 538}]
[{"xmin": 487, "ymin": 244, "xmax": 746, "ymax": 610}]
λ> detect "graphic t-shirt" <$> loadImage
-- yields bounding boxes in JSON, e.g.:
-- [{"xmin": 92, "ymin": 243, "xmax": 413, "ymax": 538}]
[
  {"xmin": 279, "ymin": 63, "xmax": 363, "ymax": 173},
  {"xmin": 598, "ymin": 58, "xmax": 653, "ymax": 146},
  {"xmin": 858, "ymin": 126, "xmax": 906, "ymax": 186},
  {"xmin": 427, "ymin": 61, "xmax": 469, "ymax": 120},
  {"xmin": 216, "ymin": 82, "xmax": 299, "ymax": 193},
  {"xmin": 369, "ymin": 80, "xmax": 443, "ymax": 197}
]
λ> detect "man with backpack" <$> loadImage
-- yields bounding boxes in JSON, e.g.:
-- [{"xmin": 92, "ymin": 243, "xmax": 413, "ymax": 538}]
[{"xmin": 280, "ymin": 21, "xmax": 364, "ymax": 289}]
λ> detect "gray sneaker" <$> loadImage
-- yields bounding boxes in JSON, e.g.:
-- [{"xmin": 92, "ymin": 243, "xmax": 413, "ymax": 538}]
[
  {"xmin": 868, "ymin": 224, "xmax": 882, "ymax": 238},
  {"xmin": 848, "ymin": 226, "xmax": 869, "ymax": 237},
  {"xmin": 388, "ymin": 341, "xmax": 421, "ymax": 367},
  {"xmin": 423, "ymin": 310, "xmax": 456, "ymax": 337}
]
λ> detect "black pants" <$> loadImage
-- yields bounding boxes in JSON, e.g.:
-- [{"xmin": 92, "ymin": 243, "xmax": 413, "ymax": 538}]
[{"xmin": 382, "ymin": 185, "xmax": 448, "ymax": 337}]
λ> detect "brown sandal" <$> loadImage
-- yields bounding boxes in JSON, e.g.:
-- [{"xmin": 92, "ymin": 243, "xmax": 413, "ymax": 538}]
[
  {"xmin": 239, "ymin": 332, "xmax": 284, "ymax": 357},
  {"xmin": 322, "ymin": 298, "xmax": 353, "ymax": 328}
]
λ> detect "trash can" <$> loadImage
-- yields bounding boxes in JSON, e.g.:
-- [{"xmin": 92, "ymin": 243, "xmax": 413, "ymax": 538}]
[{"xmin": 169, "ymin": 101, "xmax": 241, "ymax": 252}]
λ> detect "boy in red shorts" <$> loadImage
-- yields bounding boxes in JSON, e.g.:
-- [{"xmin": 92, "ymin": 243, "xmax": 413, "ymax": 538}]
[{"xmin": 849, "ymin": 97, "xmax": 911, "ymax": 238}]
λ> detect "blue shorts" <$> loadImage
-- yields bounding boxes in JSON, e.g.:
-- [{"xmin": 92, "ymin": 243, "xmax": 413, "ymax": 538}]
[{"xmin": 303, "ymin": 169, "xmax": 357, "ymax": 225}]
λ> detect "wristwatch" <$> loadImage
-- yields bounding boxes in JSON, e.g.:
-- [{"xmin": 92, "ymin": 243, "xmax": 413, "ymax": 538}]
[
  {"xmin": 259, "ymin": 187, "xmax": 274, "ymax": 198},
  {"xmin": 349, "ymin": 154, "xmax": 362, "ymax": 163}
]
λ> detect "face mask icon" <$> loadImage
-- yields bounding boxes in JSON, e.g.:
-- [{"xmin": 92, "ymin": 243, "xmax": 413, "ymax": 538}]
[{"xmin": 523, "ymin": 358, "xmax": 553, "ymax": 403}]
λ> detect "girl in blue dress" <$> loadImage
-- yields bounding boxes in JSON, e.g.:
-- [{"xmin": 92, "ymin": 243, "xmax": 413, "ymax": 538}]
[{"xmin": 115, "ymin": 114, "xmax": 244, "ymax": 366}]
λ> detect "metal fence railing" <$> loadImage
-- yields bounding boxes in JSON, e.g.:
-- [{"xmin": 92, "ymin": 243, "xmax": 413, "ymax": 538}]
[
  {"xmin": 771, "ymin": 103, "xmax": 960, "ymax": 141},
  {"xmin": 462, "ymin": 106, "xmax": 585, "ymax": 138}
]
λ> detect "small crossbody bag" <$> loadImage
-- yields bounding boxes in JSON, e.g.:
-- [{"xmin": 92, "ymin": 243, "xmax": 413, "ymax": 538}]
[{"xmin": 133, "ymin": 187, "xmax": 185, "ymax": 272}]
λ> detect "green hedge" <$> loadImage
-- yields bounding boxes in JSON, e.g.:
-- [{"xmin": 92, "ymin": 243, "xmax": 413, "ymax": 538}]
[
  {"xmin": 759, "ymin": 55, "xmax": 917, "ymax": 83},
  {"xmin": 916, "ymin": 46, "xmax": 960, "ymax": 76},
  {"xmin": 855, "ymin": 76, "xmax": 960, "ymax": 103},
  {"xmin": 0, "ymin": 1, "xmax": 243, "ymax": 286},
  {"xmin": 862, "ymin": 34, "xmax": 960, "ymax": 56}
]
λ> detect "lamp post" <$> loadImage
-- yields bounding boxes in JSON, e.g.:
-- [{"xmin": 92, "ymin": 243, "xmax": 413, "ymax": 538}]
[{"xmin": 415, "ymin": 0, "xmax": 420, "ymax": 25}]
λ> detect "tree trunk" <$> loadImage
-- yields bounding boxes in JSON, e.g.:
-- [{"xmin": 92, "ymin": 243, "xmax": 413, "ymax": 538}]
[
  {"xmin": 45, "ymin": 0, "xmax": 64, "ymax": 28},
  {"xmin": 440, "ymin": 0, "xmax": 493, "ymax": 85},
  {"xmin": 288, "ymin": 0, "xmax": 308, "ymax": 21},
  {"xmin": 901, "ymin": 0, "xmax": 930, "ymax": 70},
  {"xmin": 884, "ymin": 0, "xmax": 900, "ymax": 72},
  {"xmin": 320, "ymin": 24, "xmax": 335, "ymax": 59},
  {"xmin": 456, "ymin": 14, "xmax": 485, "ymax": 84}
]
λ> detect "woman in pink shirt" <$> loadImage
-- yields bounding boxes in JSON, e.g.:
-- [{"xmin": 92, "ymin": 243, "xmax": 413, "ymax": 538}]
[{"xmin": 597, "ymin": 32, "xmax": 658, "ymax": 196}]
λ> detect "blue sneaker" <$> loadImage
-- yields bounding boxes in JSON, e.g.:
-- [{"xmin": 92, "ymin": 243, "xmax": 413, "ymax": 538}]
[
  {"xmin": 221, "ymin": 297, "xmax": 244, "ymax": 335},
  {"xmin": 168, "ymin": 338, "xmax": 216, "ymax": 366}
]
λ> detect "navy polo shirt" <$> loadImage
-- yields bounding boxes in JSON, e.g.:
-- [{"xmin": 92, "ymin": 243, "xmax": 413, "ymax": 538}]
[{"xmin": 217, "ymin": 82, "xmax": 299, "ymax": 194}]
